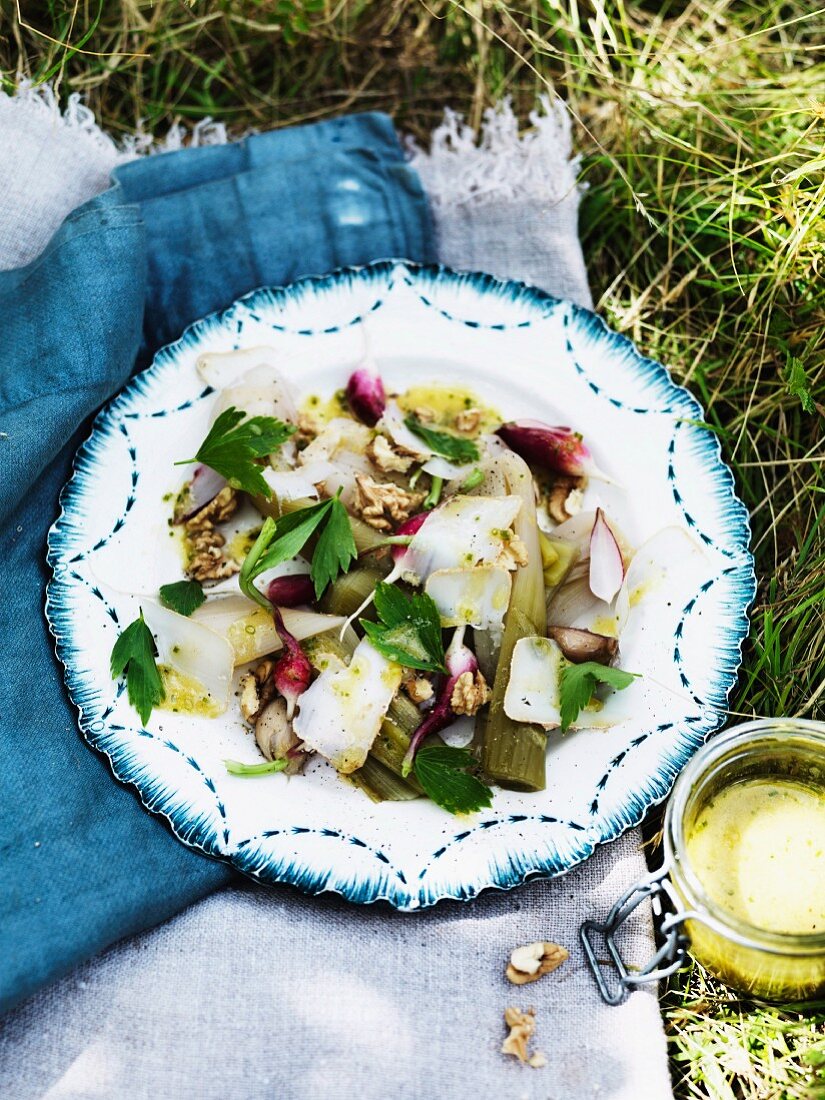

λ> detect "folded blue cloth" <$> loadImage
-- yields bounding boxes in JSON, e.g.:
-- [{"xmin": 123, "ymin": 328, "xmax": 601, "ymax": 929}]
[{"xmin": 0, "ymin": 113, "xmax": 435, "ymax": 1014}]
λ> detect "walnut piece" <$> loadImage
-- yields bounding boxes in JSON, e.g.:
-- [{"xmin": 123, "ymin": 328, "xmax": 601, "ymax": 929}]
[
  {"xmin": 185, "ymin": 485, "xmax": 238, "ymax": 532},
  {"xmin": 352, "ymin": 475, "xmax": 426, "ymax": 532},
  {"xmin": 239, "ymin": 673, "xmax": 260, "ymax": 723},
  {"xmin": 498, "ymin": 533, "xmax": 529, "ymax": 570},
  {"xmin": 505, "ymin": 941, "xmax": 569, "ymax": 985},
  {"xmin": 186, "ymin": 535, "xmax": 239, "ymax": 583},
  {"xmin": 184, "ymin": 486, "xmax": 240, "ymax": 583},
  {"xmin": 501, "ymin": 1007, "xmax": 545, "ymax": 1068},
  {"xmin": 367, "ymin": 434, "xmax": 416, "ymax": 474},
  {"xmin": 450, "ymin": 669, "xmax": 490, "ymax": 716},
  {"xmin": 547, "ymin": 475, "xmax": 586, "ymax": 524},
  {"xmin": 238, "ymin": 660, "xmax": 277, "ymax": 725},
  {"xmin": 412, "ymin": 406, "xmax": 435, "ymax": 423},
  {"xmin": 454, "ymin": 407, "xmax": 482, "ymax": 433},
  {"xmin": 403, "ymin": 674, "xmax": 434, "ymax": 704},
  {"xmin": 295, "ymin": 409, "xmax": 323, "ymax": 447}
]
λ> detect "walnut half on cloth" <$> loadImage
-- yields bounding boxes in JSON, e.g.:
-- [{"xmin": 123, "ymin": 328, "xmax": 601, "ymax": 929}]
[
  {"xmin": 505, "ymin": 941, "xmax": 569, "ymax": 985},
  {"xmin": 501, "ymin": 1007, "xmax": 546, "ymax": 1069}
]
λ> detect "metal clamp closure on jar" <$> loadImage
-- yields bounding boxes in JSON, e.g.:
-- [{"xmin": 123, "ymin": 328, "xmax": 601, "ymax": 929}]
[{"xmin": 580, "ymin": 860, "xmax": 692, "ymax": 1005}]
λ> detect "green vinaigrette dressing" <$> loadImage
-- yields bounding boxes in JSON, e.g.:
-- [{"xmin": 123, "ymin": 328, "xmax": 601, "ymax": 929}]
[
  {"xmin": 685, "ymin": 778, "xmax": 825, "ymax": 936},
  {"xmin": 157, "ymin": 665, "xmax": 223, "ymax": 719},
  {"xmin": 300, "ymin": 383, "xmax": 500, "ymax": 434}
]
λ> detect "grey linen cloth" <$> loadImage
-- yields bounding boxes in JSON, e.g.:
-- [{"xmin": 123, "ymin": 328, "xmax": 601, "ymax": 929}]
[{"xmin": 0, "ymin": 90, "xmax": 672, "ymax": 1100}]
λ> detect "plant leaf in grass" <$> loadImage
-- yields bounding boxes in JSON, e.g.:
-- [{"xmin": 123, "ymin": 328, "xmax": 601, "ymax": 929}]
[
  {"xmin": 159, "ymin": 579, "xmax": 205, "ymax": 617},
  {"xmin": 110, "ymin": 609, "xmax": 165, "ymax": 725},
  {"xmin": 403, "ymin": 415, "xmax": 480, "ymax": 465},
  {"xmin": 176, "ymin": 406, "xmax": 295, "ymax": 498},
  {"xmin": 413, "ymin": 745, "xmax": 493, "ymax": 815},
  {"xmin": 361, "ymin": 582, "xmax": 446, "ymax": 672},
  {"xmin": 559, "ymin": 661, "xmax": 639, "ymax": 733},
  {"xmin": 784, "ymin": 355, "xmax": 816, "ymax": 414}
]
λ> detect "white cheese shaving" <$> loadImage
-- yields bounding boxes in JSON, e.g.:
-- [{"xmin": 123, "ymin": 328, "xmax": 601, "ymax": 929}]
[
  {"xmin": 503, "ymin": 636, "xmax": 564, "ymax": 728},
  {"xmin": 425, "ymin": 566, "xmax": 512, "ymax": 629},
  {"xmin": 398, "ymin": 494, "xmax": 522, "ymax": 583},
  {"xmin": 293, "ymin": 638, "xmax": 402, "ymax": 773},
  {"xmin": 143, "ymin": 601, "xmax": 235, "ymax": 715}
]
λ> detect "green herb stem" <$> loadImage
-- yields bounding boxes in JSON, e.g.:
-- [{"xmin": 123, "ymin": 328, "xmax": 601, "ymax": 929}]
[
  {"xmin": 424, "ymin": 475, "xmax": 443, "ymax": 509},
  {"xmin": 224, "ymin": 758, "xmax": 288, "ymax": 777}
]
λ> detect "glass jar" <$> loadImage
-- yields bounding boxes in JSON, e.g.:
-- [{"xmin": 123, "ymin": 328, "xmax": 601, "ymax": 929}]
[{"xmin": 581, "ymin": 719, "xmax": 825, "ymax": 1004}]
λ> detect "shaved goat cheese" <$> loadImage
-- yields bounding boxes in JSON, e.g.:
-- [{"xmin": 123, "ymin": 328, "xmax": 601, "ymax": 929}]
[{"xmin": 293, "ymin": 638, "xmax": 402, "ymax": 773}]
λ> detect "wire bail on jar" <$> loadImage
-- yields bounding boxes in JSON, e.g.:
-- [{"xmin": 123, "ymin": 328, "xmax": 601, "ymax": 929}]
[{"xmin": 580, "ymin": 859, "xmax": 693, "ymax": 1005}]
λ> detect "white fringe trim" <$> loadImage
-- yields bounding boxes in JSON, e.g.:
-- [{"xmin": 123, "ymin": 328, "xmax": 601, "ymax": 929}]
[
  {"xmin": 408, "ymin": 96, "xmax": 583, "ymax": 208},
  {"xmin": 126, "ymin": 116, "xmax": 233, "ymax": 157},
  {"xmin": 0, "ymin": 79, "xmax": 232, "ymax": 162},
  {"xmin": 0, "ymin": 79, "xmax": 125, "ymax": 162}
]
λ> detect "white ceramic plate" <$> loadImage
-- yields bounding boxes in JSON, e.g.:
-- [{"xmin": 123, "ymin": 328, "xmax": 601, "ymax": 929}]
[{"xmin": 47, "ymin": 261, "xmax": 754, "ymax": 909}]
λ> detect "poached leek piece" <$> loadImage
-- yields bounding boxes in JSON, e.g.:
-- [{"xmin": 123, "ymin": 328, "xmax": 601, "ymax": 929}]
[{"xmin": 110, "ymin": 347, "xmax": 644, "ymax": 815}]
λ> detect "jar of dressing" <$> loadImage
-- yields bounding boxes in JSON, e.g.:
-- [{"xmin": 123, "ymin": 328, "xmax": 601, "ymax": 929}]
[{"xmin": 581, "ymin": 719, "xmax": 825, "ymax": 1003}]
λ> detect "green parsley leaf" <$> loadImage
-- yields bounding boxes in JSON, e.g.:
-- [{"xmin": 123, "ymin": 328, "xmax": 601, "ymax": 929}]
[
  {"xmin": 413, "ymin": 745, "xmax": 493, "ymax": 815},
  {"xmin": 372, "ymin": 580, "xmax": 416, "ymax": 626},
  {"xmin": 159, "ymin": 579, "xmax": 205, "ymax": 616},
  {"xmin": 254, "ymin": 501, "xmax": 333, "ymax": 575},
  {"xmin": 784, "ymin": 356, "xmax": 816, "ymax": 414},
  {"xmin": 110, "ymin": 610, "xmax": 165, "ymax": 726},
  {"xmin": 559, "ymin": 661, "xmax": 639, "ymax": 733},
  {"xmin": 361, "ymin": 581, "xmax": 446, "ymax": 672},
  {"xmin": 177, "ymin": 406, "xmax": 295, "ymax": 497},
  {"xmin": 224, "ymin": 758, "xmax": 288, "ymax": 777},
  {"xmin": 361, "ymin": 621, "xmax": 433, "ymax": 668},
  {"xmin": 239, "ymin": 494, "xmax": 355, "ymax": 608},
  {"xmin": 403, "ymin": 416, "xmax": 480, "ymax": 465},
  {"xmin": 311, "ymin": 495, "xmax": 358, "ymax": 599}
]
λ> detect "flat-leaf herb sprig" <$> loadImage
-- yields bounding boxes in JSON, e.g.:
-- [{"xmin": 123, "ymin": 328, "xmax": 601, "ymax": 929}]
[
  {"xmin": 176, "ymin": 406, "xmax": 295, "ymax": 498},
  {"xmin": 413, "ymin": 745, "xmax": 492, "ymax": 815},
  {"xmin": 559, "ymin": 662, "xmax": 639, "ymax": 733},
  {"xmin": 240, "ymin": 491, "xmax": 357, "ymax": 605},
  {"xmin": 403, "ymin": 415, "xmax": 480, "ymax": 465},
  {"xmin": 110, "ymin": 610, "xmax": 164, "ymax": 725},
  {"xmin": 360, "ymin": 581, "xmax": 446, "ymax": 673},
  {"xmin": 159, "ymin": 579, "xmax": 205, "ymax": 616}
]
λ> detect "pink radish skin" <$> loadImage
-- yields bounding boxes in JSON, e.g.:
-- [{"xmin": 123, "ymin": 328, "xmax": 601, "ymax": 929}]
[
  {"xmin": 496, "ymin": 420, "xmax": 608, "ymax": 480},
  {"xmin": 401, "ymin": 628, "xmax": 478, "ymax": 776},
  {"xmin": 266, "ymin": 574, "xmax": 315, "ymax": 608},
  {"xmin": 272, "ymin": 609, "xmax": 313, "ymax": 719},
  {"xmin": 345, "ymin": 365, "xmax": 386, "ymax": 427}
]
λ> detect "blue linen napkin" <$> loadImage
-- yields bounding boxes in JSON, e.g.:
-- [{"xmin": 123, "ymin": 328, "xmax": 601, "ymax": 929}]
[{"xmin": 0, "ymin": 112, "xmax": 435, "ymax": 1015}]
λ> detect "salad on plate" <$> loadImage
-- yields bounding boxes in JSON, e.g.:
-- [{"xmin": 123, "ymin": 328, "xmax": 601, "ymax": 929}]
[{"xmin": 111, "ymin": 344, "xmax": 649, "ymax": 816}]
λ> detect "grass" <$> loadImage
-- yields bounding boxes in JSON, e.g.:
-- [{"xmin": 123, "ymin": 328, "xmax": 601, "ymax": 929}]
[
  {"xmin": 2, "ymin": 2, "xmax": 824, "ymax": 1096},
  {"xmin": 663, "ymin": 964, "xmax": 825, "ymax": 1099}
]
